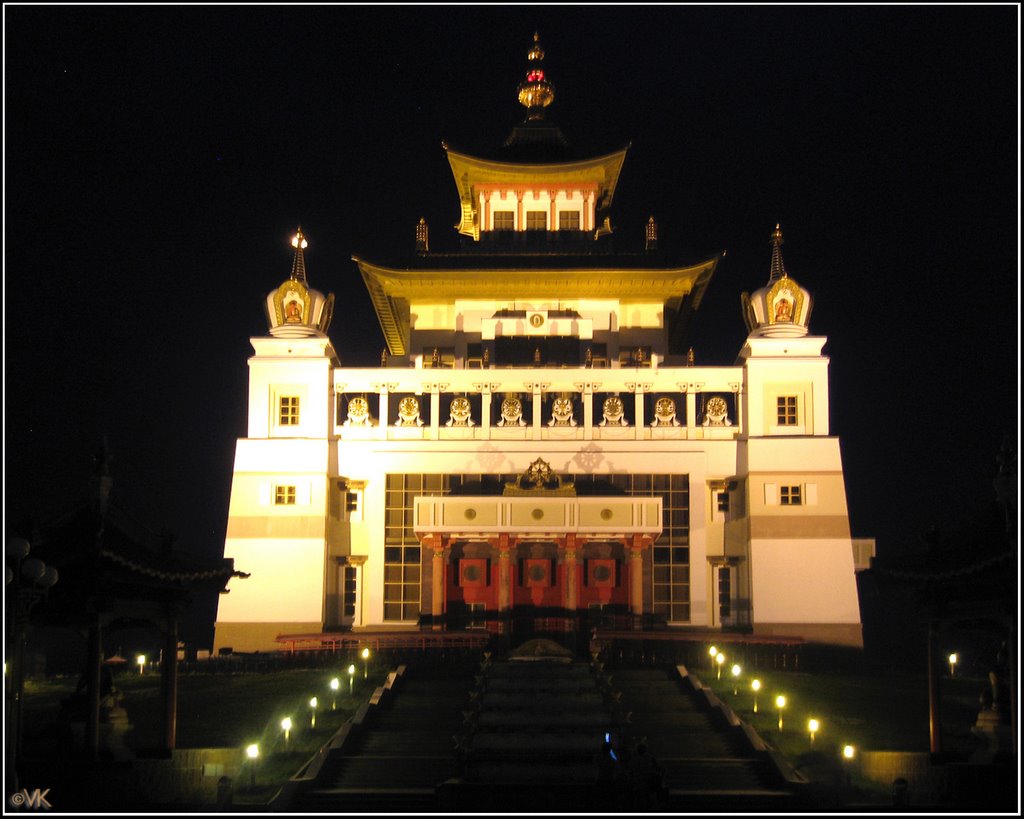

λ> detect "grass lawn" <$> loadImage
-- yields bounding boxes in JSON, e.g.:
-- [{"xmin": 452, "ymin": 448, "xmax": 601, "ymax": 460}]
[
  {"xmin": 691, "ymin": 663, "xmax": 985, "ymax": 760},
  {"xmin": 21, "ymin": 663, "xmax": 389, "ymax": 804}
]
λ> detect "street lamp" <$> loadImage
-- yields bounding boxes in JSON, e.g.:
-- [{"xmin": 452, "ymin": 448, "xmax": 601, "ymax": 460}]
[
  {"xmin": 948, "ymin": 652, "xmax": 958, "ymax": 677},
  {"xmin": 329, "ymin": 677, "xmax": 340, "ymax": 710},
  {"xmin": 731, "ymin": 664, "xmax": 741, "ymax": 696},
  {"xmin": 361, "ymin": 647, "xmax": 370, "ymax": 679},
  {"xmin": 280, "ymin": 716, "xmax": 292, "ymax": 750},
  {"xmin": 348, "ymin": 664, "xmax": 356, "ymax": 694},
  {"xmin": 751, "ymin": 679, "xmax": 761, "ymax": 713},
  {"xmin": 715, "ymin": 652, "xmax": 726, "ymax": 680},
  {"xmin": 136, "ymin": 654, "xmax": 147, "ymax": 676},
  {"xmin": 309, "ymin": 696, "xmax": 318, "ymax": 728},
  {"xmin": 808, "ymin": 718, "xmax": 820, "ymax": 743},
  {"xmin": 708, "ymin": 645, "xmax": 718, "ymax": 671},
  {"xmin": 245, "ymin": 743, "xmax": 259, "ymax": 789},
  {"xmin": 775, "ymin": 695, "xmax": 786, "ymax": 730}
]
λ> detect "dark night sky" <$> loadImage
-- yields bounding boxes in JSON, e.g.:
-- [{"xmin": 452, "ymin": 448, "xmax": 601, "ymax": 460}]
[{"xmin": 4, "ymin": 6, "xmax": 1019, "ymax": 638}]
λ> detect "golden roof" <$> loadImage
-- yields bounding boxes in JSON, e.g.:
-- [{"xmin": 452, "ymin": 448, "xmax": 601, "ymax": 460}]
[
  {"xmin": 444, "ymin": 145, "xmax": 629, "ymax": 239},
  {"xmin": 353, "ymin": 255, "xmax": 719, "ymax": 355}
]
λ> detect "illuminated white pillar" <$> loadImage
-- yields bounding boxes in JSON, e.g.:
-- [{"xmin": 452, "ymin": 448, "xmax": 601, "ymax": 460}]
[{"xmin": 686, "ymin": 391, "xmax": 697, "ymax": 438}]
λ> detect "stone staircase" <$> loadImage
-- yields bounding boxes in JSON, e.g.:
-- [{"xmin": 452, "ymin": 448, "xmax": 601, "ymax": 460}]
[
  {"xmin": 288, "ymin": 658, "xmax": 806, "ymax": 812},
  {"xmin": 290, "ymin": 664, "xmax": 472, "ymax": 813},
  {"xmin": 612, "ymin": 666, "xmax": 804, "ymax": 811}
]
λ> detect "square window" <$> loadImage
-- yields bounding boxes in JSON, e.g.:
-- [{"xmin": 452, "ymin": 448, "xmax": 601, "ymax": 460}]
[
  {"xmin": 558, "ymin": 211, "xmax": 580, "ymax": 230},
  {"xmin": 777, "ymin": 396, "xmax": 798, "ymax": 426},
  {"xmin": 525, "ymin": 211, "xmax": 547, "ymax": 231},
  {"xmin": 493, "ymin": 211, "xmax": 514, "ymax": 231},
  {"xmin": 717, "ymin": 491, "xmax": 730, "ymax": 513},
  {"xmin": 780, "ymin": 485, "xmax": 803, "ymax": 505},
  {"xmin": 274, "ymin": 485, "xmax": 296, "ymax": 505},
  {"xmin": 279, "ymin": 396, "xmax": 300, "ymax": 426}
]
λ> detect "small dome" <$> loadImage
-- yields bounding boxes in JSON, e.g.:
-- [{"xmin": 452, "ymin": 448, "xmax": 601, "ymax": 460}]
[
  {"xmin": 740, "ymin": 225, "xmax": 813, "ymax": 338},
  {"xmin": 264, "ymin": 227, "xmax": 335, "ymax": 338}
]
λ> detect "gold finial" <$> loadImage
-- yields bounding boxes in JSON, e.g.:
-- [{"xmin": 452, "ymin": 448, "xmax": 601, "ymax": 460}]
[
  {"xmin": 518, "ymin": 32, "xmax": 554, "ymax": 119},
  {"xmin": 381, "ymin": 349, "xmax": 388, "ymax": 367},
  {"xmin": 768, "ymin": 223, "xmax": 787, "ymax": 282},
  {"xmin": 290, "ymin": 226, "xmax": 308, "ymax": 285},
  {"xmin": 645, "ymin": 216, "xmax": 658, "ymax": 251}
]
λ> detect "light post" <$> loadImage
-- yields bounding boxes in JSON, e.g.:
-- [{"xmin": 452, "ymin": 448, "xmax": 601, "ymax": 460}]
[
  {"xmin": 715, "ymin": 652, "xmax": 726, "ymax": 680},
  {"xmin": 309, "ymin": 696, "xmax": 318, "ymax": 728},
  {"xmin": 751, "ymin": 679, "xmax": 761, "ymax": 713},
  {"xmin": 948, "ymin": 652, "xmax": 958, "ymax": 677},
  {"xmin": 280, "ymin": 716, "xmax": 292, "ymax": 750},
  {"xmin": 137, "ymin": 654, "xmax": 147, "ymax": 676},
  {"xmin": 361, "ymin": 647, "xmax": 370, "ymax": 680},
  {"xmin": 245, "ymin": 743, "xmax": 259, "ymax": 789},
  {"xmin": 731, "ymin": 664, "xmax": 741, "ymax": 696},
  {"xmin": 775, "ymin": 695, "xmax": 786, "ymax": 730},
  {"xmin": 5, "ymin": 536, "xmax": 59, "ymax": 794},
  {"xmin": 348, "ymin": 664, "xmax": 356, "ymax": 694},
  {"xmin": 708, "ymin": 645, "xmax": 718, "ymax": 671},
  {"xmin": 329, "ymin": 677, "xmax": 340, "ymax": 710},
  {"xmin": 808, "ymin": 718, "xmax": 820, "ymax": 743}
]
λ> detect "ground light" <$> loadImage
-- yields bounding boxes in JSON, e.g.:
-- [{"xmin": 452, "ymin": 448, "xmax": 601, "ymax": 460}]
[
  {"xmin": 731, "ymin": 664, "xmax": 741, "ymax": 695},
  {"xmin": 361, "ymin": 647, "xmax": 371, "ymax": 679},
  {"xmin": 775, "ymin": 694, "xmax": 786, "ymax": 730},
  {"xmin": 708, "ymin": 645, "xmax": 718, "ymax": 671},
  {"xmin": 751, "ymin": 679, "xmax": 761, "ymax": 713},
  {"xmin": 808, "ymin": 718, "xmax": 820, "ymax": 743},
  {"xmin": 842, "ymin": 744, "xmax": 856, "ymax": 760},
  {"xmin": 136, "ymin": 654, "xmax": 146, "ymax": 675},
  {"xmin": 348, "ymin": 664, "xmax": 356, "ymax": 694},
  {"xmin": 715, "ymin": 652, "xmax": 726, "ymax": 680},
  {"xmin": 948, "ymin": 652, "xmax": 958, "ymax": 677},
  {"xmin": 280, "ymin": 717, "xmax": 292, "ymax": 750},
  {"xmin": 245, "ymin": 743, "xmax": 259, "ymax": 789},
  {"xmin": 309, "ymin": 696, "xmax": 318, "ymax": 728},
  {"xmin": 329, "ymin": 677, "xmax": 340, "ymax": 710}
]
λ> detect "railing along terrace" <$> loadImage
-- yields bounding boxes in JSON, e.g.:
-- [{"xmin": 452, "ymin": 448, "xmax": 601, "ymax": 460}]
[{"xmin": 332, "ymin": 365, "xmax": 743, "ymax": 441}]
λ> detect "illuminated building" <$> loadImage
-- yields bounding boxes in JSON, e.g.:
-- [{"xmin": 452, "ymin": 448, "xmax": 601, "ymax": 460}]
[{"xmin": 214, "ymin": 35, "xmax": 865, "ymax": 653}]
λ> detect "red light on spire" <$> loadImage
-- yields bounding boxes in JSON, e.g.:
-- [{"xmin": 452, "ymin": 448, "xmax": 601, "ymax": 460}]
[{"xmin": 527, "ymin": 69, "xmax": 545, "ymax": 82}]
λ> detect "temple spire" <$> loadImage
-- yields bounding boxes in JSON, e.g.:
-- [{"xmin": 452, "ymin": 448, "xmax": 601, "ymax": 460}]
[
  {"xmin": 768, "ymin": 223, "xmax": 787, "ymax": 282},
  {"xmin": 290, "ymin": 227, "xmax": 309, "ymax": 286},
  {"xmin": 517, "ymin": 32, "xmax": 555, "ymax": 121}
]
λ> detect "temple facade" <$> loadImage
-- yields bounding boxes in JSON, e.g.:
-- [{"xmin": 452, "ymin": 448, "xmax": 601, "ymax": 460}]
[{"xmin": 214, "ymin": 36, "xmax": 866, "ymax": 654}]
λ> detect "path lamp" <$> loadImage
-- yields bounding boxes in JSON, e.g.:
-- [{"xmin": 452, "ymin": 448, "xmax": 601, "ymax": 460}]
[
  {"xmin": 948, "ymin": 652, "xmax": 958, "ymax": 677},
  {"xmin": 708, "ymin": 645, "xmax": 718, "ymax": 671},
  {"xmin": 329, "ymin": 677, "xmax": 340, "ymax": 710},
  {"xmin": 361, "ymin": 647, "xmax": 370, "ymax": 679},
  {"xmin": 245, "ymin": 743, "xmax": 259, "ymax": 789},
  {"xmin": 715, "ymin": 652, "xmax": 726, "ymax": 680},
  {"xmin": 842, "ymin": 744, "xmax": 856, "ymax": 761},
  {"xmin": 841, "ymin": 744, "xmax": 856, "ymax": 793},
  {"xmin": 808, "ymin": 718, "xmax": 820, "ymax": 743},
  {"xmin": 775, "ymin": 695, "xmax": 786, "ymax": 730},
  {"xmin": 137, "ymin": 654, "xmax": 147, "ymax": 676},
  {"xmin": 280, "ymin": 717, "xmax": 292, "ymax": 750},
  {"xmin": 309, "ymin": 697, "xmax": 318, "ymax": 728},
  {"xmin": 348, "ymin": 664, "xmax": 356, "ymax": 694},
  {"xmin": 731, "ymin": 664, "xmax": 742, "ymax": 696},
  {"xmin": 751, "ymin": 679, "xmax": 761, "ymax": 713}
]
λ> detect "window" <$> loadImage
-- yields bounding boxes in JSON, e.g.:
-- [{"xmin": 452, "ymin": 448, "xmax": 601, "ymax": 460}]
[
  {"xmin": 279, "ymin": 396, "xmax": 300, "ymax": 426},
  {"xmin": 717, "ymin": 567, "xmax": 732, "ymax": 620},
  {"xmin": 716, "ymin": 491, "xmax": 730, "ymax": 513},
  {"xmin": 558, "ymin": 211, "xmax": 580, "ymax": 230},
  {"xmin": 777, "ymin": 396, "xmax": 798, "ymax": 426},
  {"xmin": 493, "ymin": 211, "xmax": 514, "ymax": 231},
  {"xmin": 780, "ymin": 485, "xmax": 802, "ymax": 506},
  {"xmin": 275, "ymin": 485, "xmax": 296, "ymax": 505},
  {"xmin": 525, "ymin": 211, "xmax": 547, "ymax": 231},
  {"xmin": 342, "ymin": 566, "xmax": 357, "ymax": 618}
]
